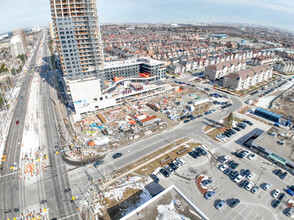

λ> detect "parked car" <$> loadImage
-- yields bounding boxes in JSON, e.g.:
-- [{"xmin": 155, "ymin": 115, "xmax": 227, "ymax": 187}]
[
  {"xmin": 159, "ymin": 168, "xmax": 169, "ymax": 177},
  {"xmin": 202, "ymin": 179, "xmax": 213, "ymax": 187},
  {"xmin": 251, "ymin": 186, "xmax": 260, "ymax": 194},
  {"xmin": 286, "ymin": 188, "xmax": 294, "ymax": 196},
  {"xmin": 280, "ymin": 171, "xmax": 288, "ymax": 179},
  {"xmin": 229, "ymin": 171, "xmax": 239, "ymax": 179},
  {"xmin": 237, "ymin": 123, "xmax": 247, "ymax": 129},
  {"xmin": 224, "ymin": 167, "xmax": 233, "ymax": 175},
  {"xmin": 272, "ymin": 199, "xmax": 281, "ymax": 208},
  {"xmin": 229, "ymin": 199, "xmax": 240, "ymax": 208},
  {"xmin": 189, "ymin": 151, "xmax": 198, "ymax": 159},
  {"xmin": 239, "ymin": 180, "xmax": 249, "ymax": 188},
  {"xmin": 273, "ymin": 189, "xmax": 280, "ymax": 198},
  {"xmin": 112, "ymin": 153, "xmax": 122, "ymax": 159},
  {"xmin": 242, "ymin": 169, "xmax": 251, "ymax": 177},
  {"xmin": 243, "ymin": 120, "xmax": 253, "ymax": 126},
  {"xmin": 245, "ymin": 182, "xmax": 254, "ymax": 191},
  {"xmin": 234, "ymin": 175, "xmax": 245, "ymax": 183},
  {"xmin": 196, "ymin": 147, "xmax": 207, "ymax": 156},
  {"xmin": 150, "ymin": 174, "xmax": 159, "ymax": 183},
  {"xmin": 278, "ymin": 192, "xmax": 285, "ymax": 201},
  {"xmin": 227, "ymin": 160, "xmax": 235, "ymax": 167},
  {"xmin": 164, "ymin": 165, "xmax": 174, "ymax": 174},
  {"xmin": 285, "ymin": 207, "xmax": 294, "ymax": 217},
  {"xmin": 231, "ymin": 163, "xmax": 239, "ymax": 170},
  {"xmin": 219, "ymin": 164, "xmax": 229, "ymax": 172},
  {"xmin": 169, "ymin": 162, "xmax": 178, "ymax": 171},
  {"xmin": 176, "ymin": 157, "xmax": 186, "ymax": 166},
  {"xmin": 219, "ymin": 155, "xmax": 231, "ymax": 163},
  {"xmin": 204, "ymin": 191, "xmax": 216, "ymax": 200},
  {"xmin": 247, "ymin": 154, "xmax": 256, "ymax": 160},
  {"xmin": 173, "ymin": 160, "xmax": 181, "ymax": 168},
  {"xmin": 263, "ymin": 183, "xmax": 271, "ymax": 191},
  {"xmin": 246, "ymin": 172, "xmax": 256, "ymax": 180},
  {"xmin": 275, "ymin": 169, "xmax": 282, "ymax": 176},
  {"xmin": 215, "ymin": 200, "xmax": 226, "ymax": 210}
]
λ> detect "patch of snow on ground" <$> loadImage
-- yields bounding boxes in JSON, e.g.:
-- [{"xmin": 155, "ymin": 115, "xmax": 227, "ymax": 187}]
[
  {"xmin": 156, "ymin": 201, "xmax": 191, "ymax": 220},
  {"xmin": 93, "ymin": 136, "xmax": 112, "ymax": 146},
  {"xmin": 277, "ymin": 80, "xmax": 294, "ymax": 92},
  {"xmin": 93, "ymin": 201, "xmax": 104, "ymax": 216},
  {"xmin": 105, "ymin": 176, "xmax": 144, "ymax": 201},
  {"xmin": 121, "ymin": 187, "xmax": 152, "ymax": 217},
  {"xmin": 255, "ymin": 96, "xmax": 275, "ymax": 109},
  {"xmin": 232, "ymin": 121, "xmax": 237, "ymax": 127}
]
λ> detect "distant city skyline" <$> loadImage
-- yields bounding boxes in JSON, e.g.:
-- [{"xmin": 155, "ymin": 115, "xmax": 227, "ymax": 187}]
[{"xmin": 1, "ymin": 0, "xmax": 294, "ymax": 34}]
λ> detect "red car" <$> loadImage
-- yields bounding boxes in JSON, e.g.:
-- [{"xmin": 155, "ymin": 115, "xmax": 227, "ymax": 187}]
[{"xmin": 16, "ymin": 120, "xmax": 19, "ymax": 125}]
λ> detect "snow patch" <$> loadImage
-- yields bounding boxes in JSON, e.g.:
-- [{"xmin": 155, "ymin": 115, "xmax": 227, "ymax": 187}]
[
  {"xmin": 255, "ymin": 96, "xmax": 275, "ymax": 109},
  {"xmin": 156, "ymin": 201, "xmax": 191, "ymax": 220},
  {"xmin": 105, "ymin": 176, "xmax": 144, "ymax": 201}
]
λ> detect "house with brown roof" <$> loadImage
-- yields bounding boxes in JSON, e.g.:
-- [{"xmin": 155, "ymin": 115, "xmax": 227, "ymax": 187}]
[{"xmin": 223, "ymin": 65, "xmax": 273, "ymax": 91}]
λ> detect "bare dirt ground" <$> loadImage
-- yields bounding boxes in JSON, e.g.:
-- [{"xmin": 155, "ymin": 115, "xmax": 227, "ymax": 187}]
[{"xmin": 271, "ymin": 88, "xmax": 294, "ymax": 119}]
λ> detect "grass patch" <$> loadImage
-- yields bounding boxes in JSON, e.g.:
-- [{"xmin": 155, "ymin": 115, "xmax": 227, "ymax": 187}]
[
  {"xmin": 207, "ymin": 127, "xmax": 227, "ymax": 140},
  {"xmin": 167, "ymin": 72, "xmax": 180, "ymax": 78},
  {"xmin": 204, "ymin": 125, "xmax": 217, "ymax": 132}
]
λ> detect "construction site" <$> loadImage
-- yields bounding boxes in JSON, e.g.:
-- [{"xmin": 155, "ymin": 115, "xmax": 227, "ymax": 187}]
[{"xmin": 57, "ymin": 84, "xmax": 213, "ymax": 158}]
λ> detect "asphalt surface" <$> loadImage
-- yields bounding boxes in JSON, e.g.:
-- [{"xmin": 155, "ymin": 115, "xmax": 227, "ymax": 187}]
[
  {"xmin": 0, "ymin": 31, "xmax": 43, "ymax": 219},
  {"xmin": 40, "ymin": 34, "xmax": 79, "ymax": 219},
  {"xmin": 0, "ymin": 30, "xmax": 80, "ymax": 220}
]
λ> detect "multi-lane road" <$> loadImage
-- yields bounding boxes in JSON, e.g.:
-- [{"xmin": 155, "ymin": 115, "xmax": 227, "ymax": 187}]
[
  {"xmin": 0, "ymin": 30, "xmax": 44, "ymax": 219},
  {"xmin": 0, "ymin": 30, "xmax": 80, "ymax": 220}
]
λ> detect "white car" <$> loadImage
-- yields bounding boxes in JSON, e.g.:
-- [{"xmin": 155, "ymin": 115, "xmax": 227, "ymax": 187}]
[
  {"xmin": 219, "ymin": 164, "xmax": 229, "ymax": 172},
  {"xmin": 248, "ymin": 154, "xmax": 256, "ymax": 160},
  {"xmin": 273, "ymin": 189, "xmax": 280, "ymax": 198},
  {"xmin": 164, "ymin": 165, "xmax": 174, "ymax": 174},
  {"xmin": 245, "ymin": 182, "xmax": 254, "ymax": 190},
  {"xmin": 176, "ymin": 158, "xmax": 186, "ymax": 166},
  {"xmin": 234, "ymin": 174, "xmax": 245, "ymax": 183},
  {"xmin": 246, "ymin": 172, "xmax": 256, "ymax": 180},
  {"xmin": 263, "ymin": 183, "xmax": 271, "ymax": 191},
  {"xmin": 243, "ymin": 151, "xmax": 250, "ymax": 157},
  {"xmin": 220, "ymin": 155, "xmax": 231, "ymax": 164}
]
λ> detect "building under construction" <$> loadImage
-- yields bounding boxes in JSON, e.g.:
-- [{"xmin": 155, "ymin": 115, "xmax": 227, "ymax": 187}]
[{"xmin": 50, "ymin": 0, "xmax": 104, "ymax": 81}]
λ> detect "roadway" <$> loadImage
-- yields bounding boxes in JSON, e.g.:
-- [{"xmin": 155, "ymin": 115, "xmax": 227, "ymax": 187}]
[
  {"xmin": 0, "ymin": 31, "xmax": 44, "ymax": 219},
  {"xmin": 67, "ymin": 79, "xmax": 243, "ymax": 197},
  {"xmin": 40, "ymin": 33, "xmax": 80, "ymax": 219}
]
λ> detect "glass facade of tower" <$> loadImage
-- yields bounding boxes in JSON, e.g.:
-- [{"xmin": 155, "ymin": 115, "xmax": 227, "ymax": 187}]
[{"xmin": 50, "ymin": 0, "xmax": 104, "ymax": 81}]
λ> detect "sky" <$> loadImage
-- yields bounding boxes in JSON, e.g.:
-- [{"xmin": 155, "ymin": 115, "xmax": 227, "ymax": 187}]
[{"xmin": 1, "ymin": 0, "xmax": 294, "ymax": 34}]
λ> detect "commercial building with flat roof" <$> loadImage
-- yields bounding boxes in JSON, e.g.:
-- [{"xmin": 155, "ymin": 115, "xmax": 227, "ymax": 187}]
[
  {"xmin": 121, "ymin": 185, "xmax": 207, "ymax": 220},
  {"xmin": 104, "ymin": 57, "xmax": 166, "ymax": 81},
  {"xmin": 250, "ymin": 127, "xmax": 294, "ymax": 173}
]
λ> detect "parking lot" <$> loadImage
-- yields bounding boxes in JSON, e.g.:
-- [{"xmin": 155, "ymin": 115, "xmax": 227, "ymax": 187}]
[{"xmin": 154, "ymin": 140, "xmax": 293, "ymax": 220}]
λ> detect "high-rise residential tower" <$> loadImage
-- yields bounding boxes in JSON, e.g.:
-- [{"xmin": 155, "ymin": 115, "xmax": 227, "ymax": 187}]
[
  {"xmin": 13, "ymin": 28, "xmax": 27, "ymax": 50},
  {"xmin": 10, "ymin": 35, "xmax": 25, "ymax": 58},
  {"xmin": 50, "ymin": 0, "xmax": 104, "ymax": 82}
]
